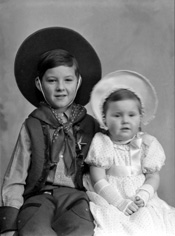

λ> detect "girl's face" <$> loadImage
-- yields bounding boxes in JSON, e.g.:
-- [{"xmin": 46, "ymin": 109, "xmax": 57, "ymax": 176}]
[
  {"xmin": 104, "ymin": 99, "xmax": 141, "ymax": 142},
  {"xmin": 36, "ymin": 65, "xmax": 78, "ymax": 112}
]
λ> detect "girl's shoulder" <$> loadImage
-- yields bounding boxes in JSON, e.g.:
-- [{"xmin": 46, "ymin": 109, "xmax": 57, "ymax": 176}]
[
  {"xmin": 140, "ymin": 132, "xmax": 166, "ymax": 173},
  {"xmin": 141, "ymin": 132, "xmax": 155, "ymax": 146},
  {"xmin": 85, "ymin": 132, "xmax": 114, "ymax": 168},
  {"xmin": 141, "ymin": 132, "xmax": 164, "ymax": 151},
  {"xmin": 93, "ymin": 132, "xmax": 113, "ymax": 145}
]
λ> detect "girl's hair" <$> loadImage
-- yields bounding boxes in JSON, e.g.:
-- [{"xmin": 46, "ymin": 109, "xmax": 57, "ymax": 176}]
[
  {"xmin": 37, "ymin": 49, "xmax": 80, "ymax": 80},
  {"xmin": 103, "ymin": 89, "xmax": 142, "ymax": 115}
]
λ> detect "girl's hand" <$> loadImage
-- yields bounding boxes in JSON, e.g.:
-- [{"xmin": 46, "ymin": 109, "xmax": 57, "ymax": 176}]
[
  {"xmin": 124, "ymin": 201, "xmax": 139, "ymax": 216},
  {"xmin": 134, "ymin": 196, "xmax": 145, "ymax": 207}
]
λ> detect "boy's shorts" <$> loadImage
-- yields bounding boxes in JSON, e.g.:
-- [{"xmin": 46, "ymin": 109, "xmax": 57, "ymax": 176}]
[{"xmin": 17, "ymin": 187, "xmax": 94, "ymax": 236}]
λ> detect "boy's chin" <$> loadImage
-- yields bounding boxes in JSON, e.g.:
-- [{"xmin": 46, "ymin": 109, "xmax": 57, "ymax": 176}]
[{"xmin": 52, "ymin": 103, "xmax": 72, "ymax": 112}]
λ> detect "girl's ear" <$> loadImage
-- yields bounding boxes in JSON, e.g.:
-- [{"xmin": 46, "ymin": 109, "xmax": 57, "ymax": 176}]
[
  {"xmin": 102, "ymin": 115, "xmax": 106, "ymax": 126},
  {"xmin": 139, "ymin": 116, "xmax": 142, "ymax": 131},
  {"xmin": 35, "ymin": 77, "xmax": 42, "ymax": 91}
]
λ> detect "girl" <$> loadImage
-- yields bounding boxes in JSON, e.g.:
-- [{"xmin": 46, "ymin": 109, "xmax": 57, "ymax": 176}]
[{"xmin": 84, "ymin": 70, "xmax": 175, "ymax": 236}]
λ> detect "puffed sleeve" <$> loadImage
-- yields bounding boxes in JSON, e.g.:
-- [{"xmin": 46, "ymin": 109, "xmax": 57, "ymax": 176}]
[
  {"xmin": 141, "ymin": 134, "xmax": 166, "ymax": 174},
  {"xmin": 85, "ymin": 132, "xmax": 114, "ymax": 169}
]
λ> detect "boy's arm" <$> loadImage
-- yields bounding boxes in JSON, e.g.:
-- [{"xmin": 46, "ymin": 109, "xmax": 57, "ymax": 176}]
[
  {"xmin": 1, "ymin": 231, "xmax": 16, "ymax": 236},
  {"xmin": 0, "ymin": 123, "xmax": 31, "ymax": 234}
]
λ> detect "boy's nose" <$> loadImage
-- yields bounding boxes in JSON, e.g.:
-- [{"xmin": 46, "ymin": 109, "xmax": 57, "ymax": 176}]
[{"xmin": 56, "ymin": 81, "xmax": 64, "ymax": 90}]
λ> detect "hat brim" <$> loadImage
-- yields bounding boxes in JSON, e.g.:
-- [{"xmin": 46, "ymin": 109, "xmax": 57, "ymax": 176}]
[
  {"xmin": 14, "ymin": 27, "xmax": 101, "ymax": 107},
  {"xmin": 91, "ymin": 70, "xmax": 158, "ymax": 127}
]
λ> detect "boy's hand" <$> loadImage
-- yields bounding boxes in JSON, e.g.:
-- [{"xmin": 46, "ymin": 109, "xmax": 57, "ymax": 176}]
[
  {"xmin": 134, "ymin": 196, "xmax": 145, "ymax": 207},
  {"xmin": 1, "ymin": 231, "xmax": 16, "ymax": 236},
  {"xmin": 124, "ymin": 201, "xmax": 139, "ymax": 216}
]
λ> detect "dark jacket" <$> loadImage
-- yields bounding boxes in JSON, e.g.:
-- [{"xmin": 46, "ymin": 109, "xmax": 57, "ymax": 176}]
[{"xmin": 0, "ymin": 104, "xmax": 100, "ymax": 234}]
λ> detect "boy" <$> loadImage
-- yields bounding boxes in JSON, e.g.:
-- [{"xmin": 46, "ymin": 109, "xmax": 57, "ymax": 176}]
[{"xmin": 0, "ymin": 27, "xmax": 101, "ymax": 236}]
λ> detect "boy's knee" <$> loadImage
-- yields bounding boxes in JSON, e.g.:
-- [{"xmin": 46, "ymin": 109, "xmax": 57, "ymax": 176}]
[
  {"xmin": 52, "ymin": 198, "xmax": 94, "ymax": 236},
  {"xmin": 18, "ymin": 228, "xmax": 57, "ymax": 236}
]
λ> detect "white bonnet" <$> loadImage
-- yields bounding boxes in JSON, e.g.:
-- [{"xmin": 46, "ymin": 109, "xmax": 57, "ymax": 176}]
[{"xmin": 90, "ymin": 70, "xmax": 158, "ymax": 129}]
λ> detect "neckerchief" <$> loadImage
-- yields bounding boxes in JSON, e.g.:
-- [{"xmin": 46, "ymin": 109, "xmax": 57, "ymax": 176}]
[{"xmin": 30, "ymin": 102, "xmax": 86, "ymax": 176}]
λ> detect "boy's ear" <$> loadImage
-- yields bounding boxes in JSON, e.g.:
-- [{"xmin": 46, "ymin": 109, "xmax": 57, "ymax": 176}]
[
  {"xmin": 77, "ymin": 76, "xmax": 82, "ymax": 90},
  {"xmin": 35, "ymin": 77, "xmax": 41, "ymax": 91}
]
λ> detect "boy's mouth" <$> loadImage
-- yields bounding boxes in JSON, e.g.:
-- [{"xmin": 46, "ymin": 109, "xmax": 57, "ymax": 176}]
[{"xmin": 55, "ymin": 94, "xmax": 66, "ymax": 98}]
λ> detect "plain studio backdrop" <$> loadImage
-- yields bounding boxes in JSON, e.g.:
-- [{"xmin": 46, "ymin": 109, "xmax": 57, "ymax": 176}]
[{"xmin": 0, "ymin": 0, "xmax": 174, "ymax": 206}]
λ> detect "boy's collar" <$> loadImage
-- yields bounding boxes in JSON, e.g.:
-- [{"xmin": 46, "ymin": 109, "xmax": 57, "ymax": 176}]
[{"xmin": 29, "ymin": 102, "xmax": 86, "ymax": 128}]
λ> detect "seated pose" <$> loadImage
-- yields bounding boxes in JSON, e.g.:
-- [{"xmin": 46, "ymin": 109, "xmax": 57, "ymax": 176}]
[
  {"xmin": 83, "ymin": 70, "xmax": 175, "ymax": 236},
  {"xmin": 0, "ymin": 27, "xmax": 101, "ymax": 236}
]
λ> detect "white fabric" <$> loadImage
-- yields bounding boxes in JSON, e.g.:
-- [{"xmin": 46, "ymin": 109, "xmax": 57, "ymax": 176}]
[
  {"xmin": 90, "ymin": 70, "xmax": 158, "ymax": 128},
  {"xmin": 84, "ymin": 132, "xmax": 175, "ymax": 236},
  {"xmin": 136, "ymin": 190, "xmax": 150, "ymax": 206},
  {"xmin": 136, "ymin": 184, "xmax": 155, "ymax": 206},
  {"xmin": 94, "ymin": 179, "xmax": 133, "ymax": 213}
]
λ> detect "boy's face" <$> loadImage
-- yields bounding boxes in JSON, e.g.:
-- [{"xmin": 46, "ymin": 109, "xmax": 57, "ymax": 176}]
[
  {"xmin": 105, "ymin": 99, "xmax": 141, "ymax": 142},
  {"xmin": 36, "ymin": 65, "xmax": 78, "ymax": 112}
]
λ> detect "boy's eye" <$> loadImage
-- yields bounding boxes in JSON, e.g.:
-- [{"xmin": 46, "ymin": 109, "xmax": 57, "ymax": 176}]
[
  {"xmin": 65, "ymin": 77, "xmax": 74, "ymax": 82},
  {"xmin": 65, "ymin": 78, "xmax": 73, "ymax": 82},
  {"xmin": 47, "ymin": 77, "xmax": 56, "ymax": 82}
]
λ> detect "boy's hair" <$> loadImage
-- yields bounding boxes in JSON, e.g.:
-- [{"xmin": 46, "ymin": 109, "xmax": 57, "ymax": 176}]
[
  {"xmin": 103, "ymin": 89, "xmax": 142, "ymax": 115},
  {"xmin": 37, "ymin": 49, "xmax": 80, "ymax": 80}
]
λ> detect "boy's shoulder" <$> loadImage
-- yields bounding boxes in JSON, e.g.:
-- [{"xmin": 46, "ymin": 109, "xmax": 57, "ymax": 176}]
[
  {"xmin": 79, "ymin": 113, "xmax": 101, "ymax": 134},
  {"xmin": 81, "ymin": 113, "xmax": 99, "ymax": 125},
  {"xmin": 24, "ymin": 109, "xmax": 42, "ymax": 130}
]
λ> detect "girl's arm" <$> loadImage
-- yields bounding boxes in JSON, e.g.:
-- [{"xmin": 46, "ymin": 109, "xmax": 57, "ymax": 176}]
[
  {"xmin": 90, "ymin": 165, "xmax": 106, "ymax": 184},
  {"xmin": 90, "ymin": 165, "xmax": 139, "ymax": 215},
  {"xmin": 144, "ymin": 171, "xmax": 160, "ymax": 191},
  {"xmin": 135, "ymin": 171, "xmax": 160, "ymax": 207}
]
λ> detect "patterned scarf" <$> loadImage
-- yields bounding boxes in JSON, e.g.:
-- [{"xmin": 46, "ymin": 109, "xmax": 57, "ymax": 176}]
[{"xmin": 30, "ymin": 102, "xmax": 86, "ymax": 176}]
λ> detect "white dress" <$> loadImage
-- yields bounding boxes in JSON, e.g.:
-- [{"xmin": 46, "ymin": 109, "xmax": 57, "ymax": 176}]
[{"xmin": 84, "ymin": 132, "xmax": 175, "ymax": 236}]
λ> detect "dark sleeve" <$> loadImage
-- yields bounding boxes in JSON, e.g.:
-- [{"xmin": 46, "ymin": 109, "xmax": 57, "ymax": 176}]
[
  {"xmin": 80, "ymin": 114, "xmax": 101, "ymax": 156},
  {"xmin": 0, "ymin": 206, "xmax": 19, "ymax": 233}
]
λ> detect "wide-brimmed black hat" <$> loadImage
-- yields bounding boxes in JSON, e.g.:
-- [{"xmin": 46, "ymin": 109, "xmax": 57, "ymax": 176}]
[{"xmin": 14, "ymin": 27, "xmax": 101, "ymax": 107}]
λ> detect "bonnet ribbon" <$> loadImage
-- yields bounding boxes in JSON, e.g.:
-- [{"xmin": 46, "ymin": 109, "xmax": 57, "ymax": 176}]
[
  {"xmin": 109, "ymin": 135, "xmax": 143, "ymax": 177},
  {"xmin": 129, "ymin": 136, "xmax": 143, "ymax": 166}
]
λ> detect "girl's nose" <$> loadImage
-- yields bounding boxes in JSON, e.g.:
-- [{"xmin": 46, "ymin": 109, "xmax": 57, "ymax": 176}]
[{"xmin": 122, "ymin": 115, "xmax": 129, "ymax": 123}]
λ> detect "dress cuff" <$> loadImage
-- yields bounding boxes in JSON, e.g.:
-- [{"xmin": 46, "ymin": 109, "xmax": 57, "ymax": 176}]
[{"xmin": 0, "ymin": 206, "xmax": 19, "ymax": 233}]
